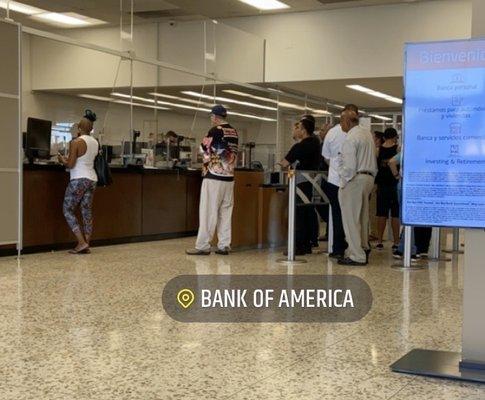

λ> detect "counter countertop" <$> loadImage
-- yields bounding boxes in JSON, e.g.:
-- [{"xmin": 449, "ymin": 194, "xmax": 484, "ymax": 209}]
[{"xmin": 23, "ymin": 163, "xmax": 265, "ymax": 175}]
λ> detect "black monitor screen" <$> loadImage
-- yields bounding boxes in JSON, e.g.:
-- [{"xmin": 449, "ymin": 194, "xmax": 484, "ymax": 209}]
[{"xmin": 27, "ymin": 118, "xmax": 52, "ymax": 156}]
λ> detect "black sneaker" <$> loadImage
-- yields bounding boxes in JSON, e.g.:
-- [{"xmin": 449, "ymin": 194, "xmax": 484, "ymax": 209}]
[
  {"xmin": 392, "ymin": 245, "xmax": 399, "ymax": 252},
  {"xmin": 338, "ymin": 257, "xmax": 367, "ymax": 266},
  {"xmin": 215, "ymin": 247, "xmax": 230, "ymax": 255},
  {"xmin": 376, "ymin": 243, "xmax": 384, "ymax": 250},
  {"xmin": 392, "ymin": 251, "xmax": 403, "ymax": 259}
]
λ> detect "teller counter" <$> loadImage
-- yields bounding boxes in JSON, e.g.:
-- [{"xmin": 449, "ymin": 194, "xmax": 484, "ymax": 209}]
[{"xmin": 20, "ymin": 165, "xmax": 287, "ymax": 253}]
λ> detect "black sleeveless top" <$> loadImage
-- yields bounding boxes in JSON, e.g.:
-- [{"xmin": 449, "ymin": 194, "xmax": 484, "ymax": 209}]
[{"xmin": 376, "ymin": 144, "xmax": 398, "ymax": 186}]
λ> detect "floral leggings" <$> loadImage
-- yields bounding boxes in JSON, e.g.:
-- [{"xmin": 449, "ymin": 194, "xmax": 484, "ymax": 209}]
[{"xmin": 63, "ymin": 178, "xmax": 97, "ymax": 237}]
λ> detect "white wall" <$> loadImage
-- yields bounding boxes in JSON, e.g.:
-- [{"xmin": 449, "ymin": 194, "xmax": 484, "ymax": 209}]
[
  {"xmin": 30, "ymin": 21, "xmax": 265, "ymax": 90},
  {"xmin": 24, "ymin": 34, "xmax": 270, "ymax": 152},
  {"xmin": 226, "ymin": 0, "xmax": 472, "ymax": 82}
]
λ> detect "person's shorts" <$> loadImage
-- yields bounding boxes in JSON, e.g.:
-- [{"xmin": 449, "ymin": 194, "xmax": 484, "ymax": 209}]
[{"xmin": 376, "ymin": 185, "xmax": 399, "ymax": 218}]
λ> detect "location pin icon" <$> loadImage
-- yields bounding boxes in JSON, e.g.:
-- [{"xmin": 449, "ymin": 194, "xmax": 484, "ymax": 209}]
[{"xmin": 177, "ymin": 289, "xmax": 195, "ymax": 309}]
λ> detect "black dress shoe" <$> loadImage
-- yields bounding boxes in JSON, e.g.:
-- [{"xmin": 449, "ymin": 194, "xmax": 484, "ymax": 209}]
[
  {"xmin": 338, "ymin": 257, "xmax": 367, "ymax": 266},
  {"xmin": 215, "ymin": 247, "xmax": 230, "ymax": 255},
  {"xmin": 328, "ymin": 253, "xmax": 344, "ymax": 259}
]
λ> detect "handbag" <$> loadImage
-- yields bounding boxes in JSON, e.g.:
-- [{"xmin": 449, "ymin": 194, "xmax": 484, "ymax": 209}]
[{"xmin": 94, "ymin": 141, "xmax": 113, "ymax": 187}]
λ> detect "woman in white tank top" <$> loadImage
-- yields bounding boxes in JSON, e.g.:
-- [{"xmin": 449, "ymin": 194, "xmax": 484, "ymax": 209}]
[{"xmin": 58, "ymin": 110, "xmax": 98, "ymax": 254}]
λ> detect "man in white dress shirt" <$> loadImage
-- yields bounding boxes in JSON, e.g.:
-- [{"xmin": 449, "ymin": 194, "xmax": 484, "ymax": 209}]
[
  {"xmin": 321, "ymin": 104, "xmax": 359, "ymax": 258},
  {"xmin": 336, "ymin": 109, "xmax": 377, "ymax": 266}
]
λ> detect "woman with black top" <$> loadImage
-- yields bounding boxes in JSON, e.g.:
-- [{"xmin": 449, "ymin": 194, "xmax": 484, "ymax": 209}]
[{"xmin": 375, "ymin": 128, "xmax": 400, "ymax": 250}]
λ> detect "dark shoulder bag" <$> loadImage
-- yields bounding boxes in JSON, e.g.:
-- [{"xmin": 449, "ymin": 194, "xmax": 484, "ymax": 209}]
[{"xmin": 94, "ymin": 141, "xmax": 113, "ymax": 187}]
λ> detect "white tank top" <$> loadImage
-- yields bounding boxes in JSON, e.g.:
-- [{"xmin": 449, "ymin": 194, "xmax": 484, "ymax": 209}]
[{"xmin": 69, "ymin": 135, "xmax": 98, "ymax": 182}]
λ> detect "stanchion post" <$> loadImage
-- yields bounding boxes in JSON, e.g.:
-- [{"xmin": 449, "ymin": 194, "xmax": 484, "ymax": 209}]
[
  {"xmin": 287, "ymin": 168, "xmax": 296, "ymax": 262},
  {"xmin": 277, "ymin": 169, "xmax": 307, "ymax": 265}
]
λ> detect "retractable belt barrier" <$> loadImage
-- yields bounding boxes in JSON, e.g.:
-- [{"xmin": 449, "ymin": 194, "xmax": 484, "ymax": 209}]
[{"xmin": 278, "ymin": 169, "xmax": 329, "ymax": 264}]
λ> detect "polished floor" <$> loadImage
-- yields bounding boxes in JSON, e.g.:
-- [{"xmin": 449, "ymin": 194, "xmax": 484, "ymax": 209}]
[{"xmin": 0, "ymin": 236, "xmax": 484, "ymax": 400}]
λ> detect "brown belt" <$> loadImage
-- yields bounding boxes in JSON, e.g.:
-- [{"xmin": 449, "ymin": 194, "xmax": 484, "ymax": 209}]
[{"xmin": 357, "ymin": 171, "xmax": 374, "ymax": 177}]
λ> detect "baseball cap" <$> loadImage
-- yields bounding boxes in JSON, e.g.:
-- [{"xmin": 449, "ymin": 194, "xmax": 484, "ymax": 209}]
[{"xmin": 210, "ymin": 104, "xmax": 227, "ymax": 118}]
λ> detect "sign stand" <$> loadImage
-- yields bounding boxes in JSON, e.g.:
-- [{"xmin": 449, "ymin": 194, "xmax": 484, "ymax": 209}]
[
  {"xmin": 392, "ymin": 229, "xmax": 485, "ymax": 383},
  {"xmin": 391, "ymin": 34, "xmax": 485, "ymax": 383}
]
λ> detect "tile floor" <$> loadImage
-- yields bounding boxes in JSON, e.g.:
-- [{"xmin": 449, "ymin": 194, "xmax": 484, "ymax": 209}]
[{"xmin": 0, "ymin": 237, "xmax": 483, "ymax": 399}]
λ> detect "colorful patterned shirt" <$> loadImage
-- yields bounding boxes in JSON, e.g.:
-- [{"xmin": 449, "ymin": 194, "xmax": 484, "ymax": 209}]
[{"xmin": 201, "ymin": 123, "xmax": 239, "ymax": 182}]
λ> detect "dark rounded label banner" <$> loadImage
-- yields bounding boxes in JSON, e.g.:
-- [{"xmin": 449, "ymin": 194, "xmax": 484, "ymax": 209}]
[{"xmin": 162, "ymin": 275, "xmax": 373, "ymax": 323}]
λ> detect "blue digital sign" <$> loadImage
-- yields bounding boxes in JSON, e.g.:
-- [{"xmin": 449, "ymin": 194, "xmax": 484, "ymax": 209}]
[{"xmin": 402, "ymin": 39, "xmax": 485, "ymax": 228}]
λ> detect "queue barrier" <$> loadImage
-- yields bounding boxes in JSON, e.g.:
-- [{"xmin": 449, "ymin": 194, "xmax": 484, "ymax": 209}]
[{"xmin": 277, "ymin": 169, "xmax": 329, "ymax": 264}]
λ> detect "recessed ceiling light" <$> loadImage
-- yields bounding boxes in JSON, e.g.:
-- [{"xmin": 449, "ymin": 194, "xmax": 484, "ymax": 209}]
[
  {"xmin": 346, "ymin": 85, "xmax": 403, "ymax": 105},
  {"xmin": 0, "ymin": 0, "xmax": 44, "ymax": 15},
  {"xmin": 238, "ymin": 0, "xmax": 290, "ymax": 11},
  {"xmin": 33, "ymin": 12, "xmax": 105, "ymax": 27}
]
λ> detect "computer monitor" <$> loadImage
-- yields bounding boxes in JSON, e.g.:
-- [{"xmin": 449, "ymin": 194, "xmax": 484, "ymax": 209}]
[{"xmin": 26, "ymin": 118, "xmax": 52, "ymax": 161}]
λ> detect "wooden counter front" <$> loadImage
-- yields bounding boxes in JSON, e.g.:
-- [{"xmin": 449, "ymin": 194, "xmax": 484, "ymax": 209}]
[
  {"xmin": 231, "ymin": 171, "xmax": 264, "ymax": 248},
  {"xmin": 21, "ymin": 166, "xmax": 285, "ymax": 253},
  {"xmin": 22, "ymin": 165, "xmax": 201, "ymax": 250}
]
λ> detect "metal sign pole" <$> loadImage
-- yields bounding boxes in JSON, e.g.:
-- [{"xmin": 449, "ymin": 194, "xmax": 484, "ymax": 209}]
[
  {"xmin": 429, "ymin": 227, "xmax": 451, "ymax": 262},
  {"xmin": 443, "ymin": 228, "xmax": 464, "ymax": 254}
]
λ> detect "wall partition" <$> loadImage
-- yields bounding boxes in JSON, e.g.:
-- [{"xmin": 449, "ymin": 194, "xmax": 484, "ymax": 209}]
[{"xmin": 0, "ymin": 20, "xmax": 21, "ymax": 250}]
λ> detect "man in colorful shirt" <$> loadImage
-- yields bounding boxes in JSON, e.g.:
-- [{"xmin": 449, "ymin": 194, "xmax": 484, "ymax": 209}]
[{"xmin": 186, "ymin": 105, "xmax": 239, "ymax": 255}]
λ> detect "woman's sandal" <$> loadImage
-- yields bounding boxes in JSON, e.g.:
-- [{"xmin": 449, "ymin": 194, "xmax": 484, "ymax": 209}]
[{"xmin": 68, "ymin": 245, "xmax": 90, "ymax": 254}]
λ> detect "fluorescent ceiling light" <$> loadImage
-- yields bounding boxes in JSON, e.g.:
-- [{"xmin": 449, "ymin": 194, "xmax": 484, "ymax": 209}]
[
  {"xmin": 182, "ymin": 91, "xmax": 277, "ymax": 112},
  {"xmin": 33, "ymin": 12, "xmax": 105, "ymax": 27},
  {"xmin": 346, "ymin": 85, "xmax": 403, "ymax": 105},
  {"xmin": 238, "ymin": 0, "xmax": 289, "ymax": 11},
  {"xmin": 149, "ymin": 92, "xmax": 216, "ymax": 108},
  {"xmin": 223, "ymin": 89, "xmax": 276, "ymax": 104},
  {"xmin": 0, "ymin": 0, "xmax": 44, "ymax": 15},
  {"xmin": 369, "ymin": 114, "xmax": 393, "ymax": 121},
  {"xmin": 228, "ymin": 111, "xmax": 276, "ymax": 122},
  {"xmin": 112, "ymin": 92, "xmax": 275, "ymax": 122},
  {"xmin": 328, "ymin": 103, "xmax": 345, "ymax": 110},
  {"xmin": 79, "ymin": 94, "xmax": 170, "ymax": 111},
  {"xmin": 221, "ymin": 89, "xmax": 331, "ymax": 115},
  {"xmin": 79, "ymin": 94, "xmax": 114, "ymax": 102},
  {"xmin": 112, "ymin": 92, "xmax": 211, "ymax": 113}
]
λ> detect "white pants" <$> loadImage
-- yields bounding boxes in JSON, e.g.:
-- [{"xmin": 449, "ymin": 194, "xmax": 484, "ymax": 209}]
[
  {"xmin": 195, "ymin": 179, "xmax": 235, "ymax": 251},
  {"xmin": 339, "ymin": 174, "xmax": 374, "ymax": 263}
]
